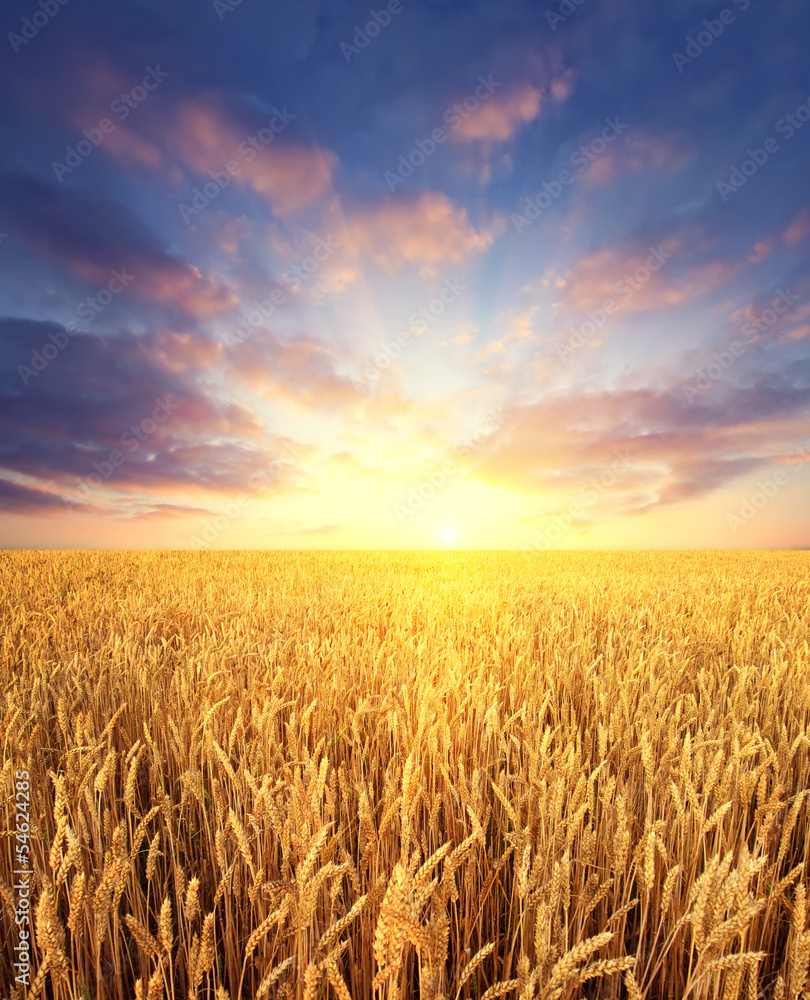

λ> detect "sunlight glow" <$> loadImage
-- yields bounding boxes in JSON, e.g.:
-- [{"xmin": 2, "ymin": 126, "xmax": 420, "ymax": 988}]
[{"xmin": 441, "ymin": 525, "xmax": 459, "ymax": 546}]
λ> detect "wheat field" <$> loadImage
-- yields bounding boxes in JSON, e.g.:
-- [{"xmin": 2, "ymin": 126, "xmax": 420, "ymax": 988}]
[{"xmin": 1, "ymin": 550, "xmax": 809, "ymax": 1000}]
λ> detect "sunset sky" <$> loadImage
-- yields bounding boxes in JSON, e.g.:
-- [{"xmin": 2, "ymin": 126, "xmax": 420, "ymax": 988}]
[{"xmin": 1, "ymin": 0, "xmax": 809, "ymax": 549}]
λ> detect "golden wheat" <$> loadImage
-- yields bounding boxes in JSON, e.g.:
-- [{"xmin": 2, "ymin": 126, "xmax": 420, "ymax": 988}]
[{"xmin": 1, "ymin": 549, "xmax": 809, "ymax": 999}]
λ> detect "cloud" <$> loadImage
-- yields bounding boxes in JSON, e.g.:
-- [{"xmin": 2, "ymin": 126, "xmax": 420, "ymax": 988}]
[
  {"xmin": 102, "ymin": 129, "xmax": 169, "ymax": 174},
  {"xmin": 168, "ymin": 98, "xmax": 336, "ymax": 215},
  {"xmin": 127, "ymin": 502, "xmax": 216, "ymax": 521},
  {"xmin": 342, "ymin": 191, "xmax": 496, "ymax": 273},
  {"xmin": 747, "ymin": 239, "xmax": 778, "ymax": 264},
  {"xmin": 779, "ymin": 302, "xmax": 810, "ymax": 343},
  {"xmin": 553, "ymin": 239, "xmax": 699, "ymax": 316},
  {"xmin": 783, "ymin": 209, "xmax": 810, "ymax": 246},
  {"xmin": 581, "ymin": 130, "xmax": 694, "ymax": 189},
  {"xmin": 441, "ymin": 331, "xmax": 474, "ymax": 348},
  {"xmin": 473, "ymin": 306, "xmax": 539, "ymax": 363},
  {"xmin": 141, "ymin": 330, "xmax": 224, "ymax": 372},
  {"xmin": 0, "ymin": 477, "xmax": 72, "ymax": 516},
  {"xmin": 0, "ymin": 318, "xmax": 295, "ymax": 510},
  {"xmin": 550, "ymin": 71, "xmax": 575, "ymax": 102},
  {"xmin": 451, "ymin": 84, "xmax": 543, "ymax": 143},
  {"xmin": 745, "ymin": 211, "xmax": 810, "ymax": 265},
  {"xmin": 0, "ymin": 173, "xmax": 236, "ymax": 319},
  {"xmin": 226, "ymin": 328, "xmax": 360, "ymax": 411},
  {"xmin": 550, "ymin": 225, "xmax": 793, "ymax": 332},
  {"xmin": 476, "ymin": 364, "xmax": 810, "ymax": 519}
]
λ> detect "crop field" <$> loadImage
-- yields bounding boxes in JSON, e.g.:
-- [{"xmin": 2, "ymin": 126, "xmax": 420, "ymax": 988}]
[{"xmin": 1, "ymin": 549, "xmax": 809, "ymax": 1000}]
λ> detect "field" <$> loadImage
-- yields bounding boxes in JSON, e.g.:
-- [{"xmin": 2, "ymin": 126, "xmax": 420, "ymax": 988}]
[{"xmin": 1, "ymin": 550, "xmax": 810, "ymax": 1000}]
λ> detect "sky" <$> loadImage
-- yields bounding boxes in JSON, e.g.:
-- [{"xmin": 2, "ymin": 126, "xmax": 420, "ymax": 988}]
[{"xmin": 1, "ymin": 0, "xmax": 809, "ymax": 550}]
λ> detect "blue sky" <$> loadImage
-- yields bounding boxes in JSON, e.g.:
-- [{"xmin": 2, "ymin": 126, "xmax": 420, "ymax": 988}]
[{"xmin": 1, "ymin": 0, "xmax": 809, "ymax": 549}]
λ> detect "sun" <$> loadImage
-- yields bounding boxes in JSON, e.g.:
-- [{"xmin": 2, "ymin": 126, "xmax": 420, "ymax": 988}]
[{"xmin": 440, "ymin": 525, "xmax": 459, "ymax": 547}]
